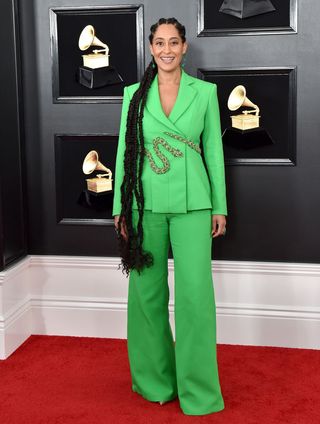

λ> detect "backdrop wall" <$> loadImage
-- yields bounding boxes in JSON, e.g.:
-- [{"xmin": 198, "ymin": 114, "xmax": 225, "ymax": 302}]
[{"xmin": 10, "ymin": 0, "xmax": 320, "ymax": 263}]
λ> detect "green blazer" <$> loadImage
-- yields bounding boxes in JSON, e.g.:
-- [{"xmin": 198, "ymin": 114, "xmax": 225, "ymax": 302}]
[{"xmin": 112, "ymin": 68, "xmax": 228, "ymax": 216}]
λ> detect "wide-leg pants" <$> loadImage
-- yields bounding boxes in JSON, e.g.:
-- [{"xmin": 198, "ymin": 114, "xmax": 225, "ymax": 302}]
[{"xmin": 127, "ymin": 208, "xmax": 225, "ymax": 415}]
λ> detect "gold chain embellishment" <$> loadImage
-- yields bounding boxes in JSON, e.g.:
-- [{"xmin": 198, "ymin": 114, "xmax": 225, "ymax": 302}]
[
  {"xmin": 144, "ymin": 137, "xmax": 183, "ymax": 174},
  {"xmin": 163, "ymin": 132, "xmax": 202, "ymax": 154},
  {"xmin": 144, "ymin": 132, "xmax": 201, "ymax": 174}
]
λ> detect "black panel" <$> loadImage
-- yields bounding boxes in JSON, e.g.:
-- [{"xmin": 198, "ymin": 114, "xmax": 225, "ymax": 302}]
[
  {"xmin": 57, "ymin": 12, "xmax": 136, "ymax": 96},
  {"xmin": 0, "ymin": 0, "xmax": 27, "ymax": 270},
  {"xmin": 204, "ymin": 0, "xmax": 290, "ymax": 29},
  {"xmin": 198, "ymin": 67, "xmax": 297, "ymax": 165},
  {"xmin": 54, "ymin": 134, "xmax": 118, "ymax": 225},
  {"xmin": 198, "ymin": 0, "xmax": 297, "ymax": 35},
  {"xmin": 49, "ymin": 5, "xmax": 144, "ymax": 103}
]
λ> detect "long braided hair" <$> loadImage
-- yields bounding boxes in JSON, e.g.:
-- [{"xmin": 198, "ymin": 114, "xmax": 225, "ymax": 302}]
[{"xmin": 116, "ymin": 17, "xmax": 186, "ymax": 277}]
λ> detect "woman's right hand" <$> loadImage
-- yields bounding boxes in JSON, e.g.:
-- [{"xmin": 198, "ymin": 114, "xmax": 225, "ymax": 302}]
[{"xmin": 114, "ymin": 215, "xmax": 128, "ymax": 242}]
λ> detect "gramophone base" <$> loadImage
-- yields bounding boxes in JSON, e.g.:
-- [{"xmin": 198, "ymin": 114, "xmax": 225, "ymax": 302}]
[
  {"xmin": 222, "ymin": 127, "xmax": 275, "ymax": 149},
  {"xmin": 77, "ymin": 189, "xmax": 113, "ymax": 212},
  {"xmin": 77, "ymin": 66, "xmax": 123, "ymax": 89},
  {"xmin": 219, "ymin": 0, "xmax": 276, "ymax": 19}
]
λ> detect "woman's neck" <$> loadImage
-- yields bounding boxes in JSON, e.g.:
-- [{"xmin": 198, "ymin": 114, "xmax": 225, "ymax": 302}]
[{"xmin": 157, "ymin": 67, "xmax": 182, "ymax": 85}]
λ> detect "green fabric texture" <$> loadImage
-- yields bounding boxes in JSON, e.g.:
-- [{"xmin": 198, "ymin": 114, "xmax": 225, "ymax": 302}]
[
  {"xmin": 112, "ymin": 69, "xmax": 228, "ymax": 216},
  {"xmin": 127, "ymin": 209, "xmax": 225, "ymax": 415}
]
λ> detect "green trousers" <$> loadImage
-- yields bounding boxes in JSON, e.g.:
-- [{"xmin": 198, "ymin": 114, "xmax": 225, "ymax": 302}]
[{"xmin": 127, "ymin": 209, "xmax": 225, "ymax": 415}]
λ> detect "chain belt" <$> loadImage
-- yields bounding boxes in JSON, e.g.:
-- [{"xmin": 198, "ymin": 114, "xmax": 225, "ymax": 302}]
[{"xmin": 144, "ymin": 131, "xmax": 201, "ymax": 174}]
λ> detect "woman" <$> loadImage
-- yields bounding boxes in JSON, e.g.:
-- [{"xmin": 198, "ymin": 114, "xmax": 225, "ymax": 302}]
[{"xmin": 113, "ymin": 17, "xmax": 227, "ymax": 416}]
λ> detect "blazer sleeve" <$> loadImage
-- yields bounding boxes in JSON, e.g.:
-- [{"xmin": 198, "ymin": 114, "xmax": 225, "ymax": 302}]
[
  {"xmin": 201, "ymin": 83, "xmax": 228, "ymax": 216},
  {"xmin": 112, "ymin": 86, "xmax": 130, "ymax": 217}
]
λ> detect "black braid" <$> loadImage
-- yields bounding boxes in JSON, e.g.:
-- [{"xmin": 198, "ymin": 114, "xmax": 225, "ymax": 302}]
[{"xmin": 116, "ymin": 17, "xmax": 187, "ymax": 277}]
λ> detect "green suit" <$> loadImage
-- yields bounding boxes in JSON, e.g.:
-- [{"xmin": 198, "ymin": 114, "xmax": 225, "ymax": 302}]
[{"xmin": 113, "ymin": 69, "xmax": 227, "ymax": 416}]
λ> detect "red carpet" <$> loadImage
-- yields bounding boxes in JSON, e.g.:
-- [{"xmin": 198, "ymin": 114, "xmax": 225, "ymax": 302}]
[{"xmin": 0, "ymin": 335, "xmax": 319, "ymax": 423}]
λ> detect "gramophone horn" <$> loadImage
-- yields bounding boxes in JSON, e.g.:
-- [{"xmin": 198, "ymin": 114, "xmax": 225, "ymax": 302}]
[
  {"xmin": 227, "ymin": 85, "xmax": 259, "ymax": 114},
  {"xmin": 78, "ymin": 25, "xmax": 107, "ymax": 51},
  {"xmin": 82, "ymin": 150, "xmax": 109, "ymax": 175}
]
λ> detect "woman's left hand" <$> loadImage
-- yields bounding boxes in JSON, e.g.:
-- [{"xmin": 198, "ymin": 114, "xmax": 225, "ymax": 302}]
[{"xmin": 211, "ymin": 214, "xmax": 227, "ymax": 238}]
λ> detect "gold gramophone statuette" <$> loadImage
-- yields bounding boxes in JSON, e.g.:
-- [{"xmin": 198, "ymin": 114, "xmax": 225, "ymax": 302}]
[
  {"xmin": 78, "ymin": 25, "xmax": 110, "ymax": 69},
  {"xmin": 77, "ymin": 24, "xmax": 123, "ymax": 89},
  {"xmin": 227, "ymin": 85, "xmax": 260, "ymax": 131},
  {"xmin": 82, "ymin": 150, "xmax": 113, "ymax": 193}
]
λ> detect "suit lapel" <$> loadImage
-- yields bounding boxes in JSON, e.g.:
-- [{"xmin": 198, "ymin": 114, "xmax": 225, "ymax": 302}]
[
  {"xmin": 169, "ymin": 69, "xmax": 197, "ymax": 123},
  {"xmin": 145, "ymin": 69, "xmax": 197, "ymax": 134}
]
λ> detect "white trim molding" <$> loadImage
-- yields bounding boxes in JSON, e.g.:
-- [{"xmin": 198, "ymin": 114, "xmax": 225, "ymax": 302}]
[{"xmin": 1, "ymin": 256, "xmax": 320, "ymax": 359}]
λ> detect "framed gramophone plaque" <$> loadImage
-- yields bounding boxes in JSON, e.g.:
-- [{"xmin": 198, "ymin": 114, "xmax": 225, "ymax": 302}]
[
  {"xmin": 54, "ymin": 134, "xmax": 118, "ymax": 225},
  {"xmin": 49, "ymin": 5, "xmax": 144, "ymax": 103},
  {"xmin": 198, "ymin": 67, "xmax": 297, "ymax": 165},
  {"xmin": 197, "ymin": 0, "xmax": 297, "ymax": 36}
]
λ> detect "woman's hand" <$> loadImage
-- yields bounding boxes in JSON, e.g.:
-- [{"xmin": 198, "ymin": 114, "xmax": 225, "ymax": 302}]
[
  {"xmin": 114, "ymin": 215, "xmax": 128, "ymax": 242},
  {"xmin": 211, "ymin": 214, "xmax": 226, "ymax": 238}
]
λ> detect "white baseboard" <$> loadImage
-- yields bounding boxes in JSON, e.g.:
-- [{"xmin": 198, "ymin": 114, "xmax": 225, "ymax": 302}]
[{"xmin": 1, "ymin": 255, "xmax": 320, "ymax": 359}]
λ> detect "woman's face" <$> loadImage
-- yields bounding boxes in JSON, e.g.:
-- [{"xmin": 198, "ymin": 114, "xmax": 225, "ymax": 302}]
[{"xmin": 149, "ymin": 24, "xmax": 188, "ymax": 72}]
